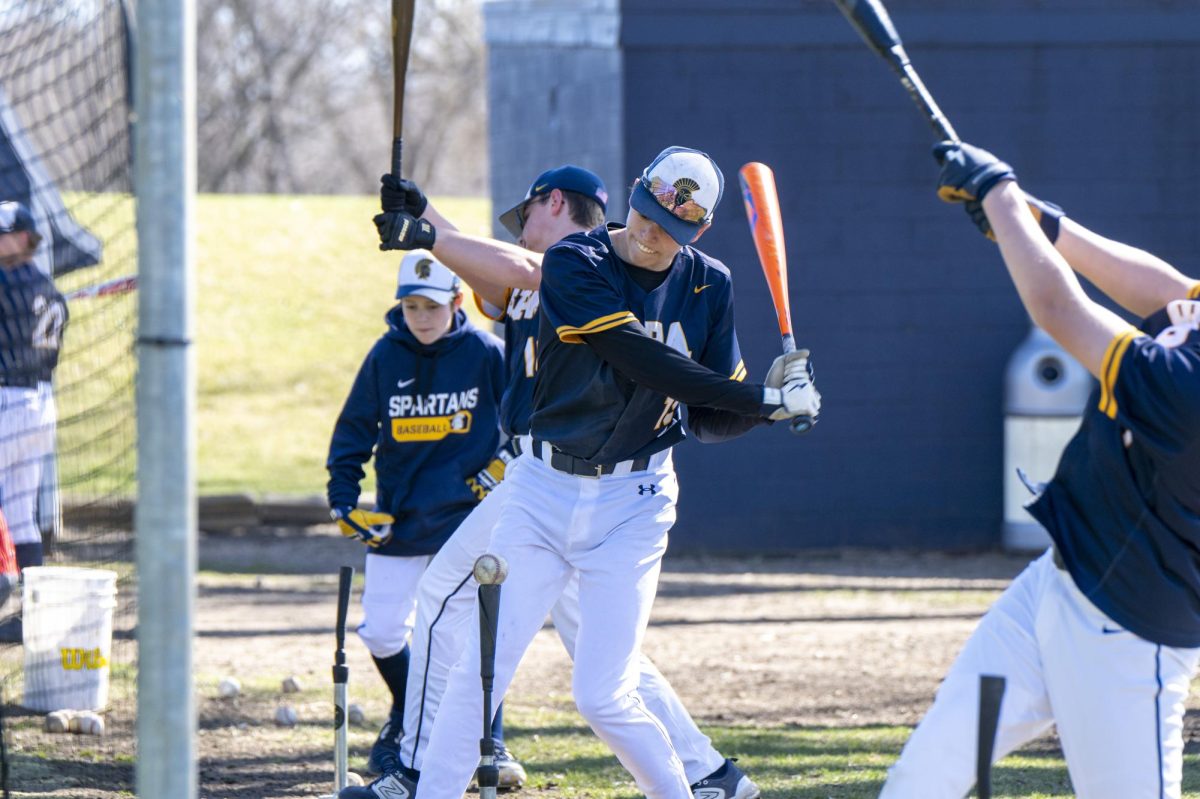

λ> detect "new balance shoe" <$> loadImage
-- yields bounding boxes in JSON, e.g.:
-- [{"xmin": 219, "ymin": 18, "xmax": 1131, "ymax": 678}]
[
  {"xmin": 366, "ymin": 712, "xmax": 404, "ymax": 776},
  {"xmin": 690, "ymin": 758, "xmax": 760, "ymax": 799},
  {"xmin": 495, "ymin": 740, "xmax": 527, "ymax": 790},
  {"xmin": 338, "ymin": 769, "xmax": 416, "ymax": 799}
]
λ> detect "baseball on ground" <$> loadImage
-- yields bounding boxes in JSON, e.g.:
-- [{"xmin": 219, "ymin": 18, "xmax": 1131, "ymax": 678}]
[
  {"xmin": 347, "ymin": 772, "xmax": 365, "ymax": 786},
  {"xmin": 45, "ymin": 710, "xmax": 72, "ymax": 734},
  {"xmin": 347, "ymin": 703, "xmax": 366, "ymax": 726},
  {"xmin": 473, "ymin": 553, "xmax": 508, "ymax": 585},
  {"xmin": 281, "ymin": 675, "xmax": 301, "ymax": 693},
  {"xmin": 75, "ymin": 711, "xmax": 105, "ymax": 736},
  {"xmin": 218, "ymin": 677, "xmax": 241, "ymax": 698},
  {"xmin": 274, "ymin": 705, "xmax": 298, "ymax": 727}
]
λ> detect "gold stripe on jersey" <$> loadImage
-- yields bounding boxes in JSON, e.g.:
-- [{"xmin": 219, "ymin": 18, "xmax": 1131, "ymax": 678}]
[
  {"xmin": 731, "ymin": 361, "xmax": 747, "ymax": 382},
  {"xmin": 472, "ymin": 288, "xmax": 510, "ymax": 322},
  {"xmin": 1098, "ymin": 328, "xmax": 1139, "ymax": 419},
  {"xmin": 1188, "ymin": 282, "xmax": 1200, "ymax": 300},
  {"xmin": 556, "ymin": 311, "xmax": 639, "ymax": 343}
]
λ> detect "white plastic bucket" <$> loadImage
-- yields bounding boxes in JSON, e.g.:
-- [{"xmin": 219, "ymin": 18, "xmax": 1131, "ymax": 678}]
[{"xmin": 21, "ymin": 566, "xmax": 118, "ymax": 712}]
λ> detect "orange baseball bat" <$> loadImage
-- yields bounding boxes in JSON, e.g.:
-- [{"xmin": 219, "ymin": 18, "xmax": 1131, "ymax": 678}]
[{"xmin": 738, "ymin": 162, "xmax": 813, "ymax": 434}]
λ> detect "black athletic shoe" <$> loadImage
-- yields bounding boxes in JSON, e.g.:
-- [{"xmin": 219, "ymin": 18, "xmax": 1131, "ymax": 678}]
[{"xmin": 365, "ymin": 711, "xmax": 404, "ymax": 776}]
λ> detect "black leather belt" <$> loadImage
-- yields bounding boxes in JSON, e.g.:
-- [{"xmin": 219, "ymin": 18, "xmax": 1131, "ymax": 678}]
[{"xmin": 529, "ymin": 438, "xmax": 651, "ymax": 478}]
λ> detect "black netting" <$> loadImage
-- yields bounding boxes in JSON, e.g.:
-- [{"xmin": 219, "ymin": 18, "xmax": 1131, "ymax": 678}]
[{"xmin": 0, "ymin": 0, "xmax": 136, "ymax": 791}]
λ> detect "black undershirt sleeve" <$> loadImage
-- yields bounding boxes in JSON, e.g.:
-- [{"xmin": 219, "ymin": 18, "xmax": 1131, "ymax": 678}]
[{"xmin": 584, "ymin": 322, "xmax": 772, "ymax": 441}]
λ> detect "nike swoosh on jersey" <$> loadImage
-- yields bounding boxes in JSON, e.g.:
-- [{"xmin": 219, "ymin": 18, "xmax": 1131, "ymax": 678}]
[
  {"xmin": 694, "ymin": 284, "xmax": 711, "ymax": 294},
  {"xmin": 397, "ymin": 378, "xmax": 416, "ymax": 388}
]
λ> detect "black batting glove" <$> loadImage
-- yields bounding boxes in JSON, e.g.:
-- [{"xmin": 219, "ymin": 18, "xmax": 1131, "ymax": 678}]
[
  {"xmin": 380, "ymin": 174, "xmax": 428, "ymax": 216},
  {"xmin": 933, "ymin": 141, "xmax": 1016, "ymax": 204},
  {"xmin": 965, "ymin": 194, "xmax": 1064, "ymax": 244},
  {"xmin": 374, "ymin": 211, "xmax": 437, "ymax": 251}
]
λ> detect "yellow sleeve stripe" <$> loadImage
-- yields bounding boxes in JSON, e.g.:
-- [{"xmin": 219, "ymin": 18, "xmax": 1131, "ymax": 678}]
[
  {"xmin": 1188, "ymin": 282, "xmax": 1200, "ymax": 300},
  {"xmin": 556, "ymin": 311, "xmax": 638, "ymax": 343},
  {"xmin": 1098, "ymin": 328, "xmax": 1139, "ymax": 419},
  {"xmin": 472, "ymin": 288, "xmax": 511, "ymax": 322},
  {"xmin": 730, "ymin": 361, "xmax": 747, "ymax": 382}
]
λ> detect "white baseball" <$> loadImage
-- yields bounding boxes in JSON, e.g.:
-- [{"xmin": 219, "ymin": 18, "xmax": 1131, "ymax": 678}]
[
  {"xmin": 218, "ymin": 677, "xmax": 241, "ymax": 698},
  {"xmin": 473, "ymin": 553, "xmax": 508, "ymax": 585},
  {"xmin": 347, "ymin": 772, "xmax": 365, "ymax": 786},
  {"xmin": 274, "ymin": 705, "xmax": 298, "ymax": 727},
  {"xmin": 281, "ymin": 675, "xmax": 301, "ymax": 694},
  {"xmin": 76, "ymin": 712, "xmax": 104, "ymax": 736},
  {"xmin": 45, "ymin": 710, "xmax": 72, "ymax": 734},
  {"xmin": 347, "ymin": 703, "xmax": 366, "ymax": 727}
]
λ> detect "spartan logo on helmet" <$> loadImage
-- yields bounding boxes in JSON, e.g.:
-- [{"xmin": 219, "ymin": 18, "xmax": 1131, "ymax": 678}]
[{"xmin": 415, "ymin": 258, "xmax": 434, "ymax": 280}]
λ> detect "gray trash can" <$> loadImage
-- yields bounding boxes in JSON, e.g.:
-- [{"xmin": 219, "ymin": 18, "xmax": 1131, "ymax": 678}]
[{"xmin": 1003, "ymin": 326, "xmax": 1095, "ymax": 551}]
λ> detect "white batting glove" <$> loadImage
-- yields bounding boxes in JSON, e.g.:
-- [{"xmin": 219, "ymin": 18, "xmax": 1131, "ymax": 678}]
[
  {"xmin": 763, "ymin": 373, "xmax": 821, "ymax": 422},
  {"xmin": 764, "ymin": 348, "xmax": 811, "ymax": 389}
]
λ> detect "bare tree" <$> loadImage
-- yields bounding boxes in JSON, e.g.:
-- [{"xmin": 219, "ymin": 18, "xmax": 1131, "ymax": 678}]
[{"xmin": 197, "ymin": 0, "xmax": 487, "ymax": 195}]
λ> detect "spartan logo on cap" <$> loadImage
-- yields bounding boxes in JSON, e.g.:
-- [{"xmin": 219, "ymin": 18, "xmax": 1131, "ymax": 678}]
[
  {"xmin": 647, "ymin": 175, "xmax": 709, "ymax": 223},
  {"xmin": 415, "ymin": 258, "xmax": 433, "ymax": 280}
]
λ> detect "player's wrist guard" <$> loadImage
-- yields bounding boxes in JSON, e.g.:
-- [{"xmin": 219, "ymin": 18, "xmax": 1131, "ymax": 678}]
[
  {"xmin": 466, "ymin": 441, "xmax": 518, "ymax": 501},
  {"xmin": 331, "ymin": 505, "xmax": 394, "ymax": 548}
]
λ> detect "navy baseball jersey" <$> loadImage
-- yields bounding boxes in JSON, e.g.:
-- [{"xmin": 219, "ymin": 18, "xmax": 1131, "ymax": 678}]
[
  {"xmin": 474, "ymin": 287, "xmax": 540, "ymax": 437},
  {"xmin": 532, "ymin": 224, "xmax": 747, "ymax": 463},
  {"xmin": 326, "ymin": 306, "xmax": 505, "ymax": 556},
  {"xmin": 0, "ymin": 263, "xmax": 67, "ymax": 383},
  {"xmin": 1028, "ymin": 285, "xmax": 1200, "ymax": 647}
]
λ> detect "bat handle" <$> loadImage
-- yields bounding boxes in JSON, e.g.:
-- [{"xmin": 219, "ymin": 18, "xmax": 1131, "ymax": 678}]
[
  {"xmin": 391, "ymin": 136, "xmax": 403, "ymax": 179},
  {"xmin": 790, "ymin": 416, "xmax": 814, "ymax": 435}
]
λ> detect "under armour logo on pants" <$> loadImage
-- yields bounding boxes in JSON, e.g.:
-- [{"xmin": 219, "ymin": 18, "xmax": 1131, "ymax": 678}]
[{"xmin": 638, "ymin": 484, "xmax": 657, "ymax": 495}]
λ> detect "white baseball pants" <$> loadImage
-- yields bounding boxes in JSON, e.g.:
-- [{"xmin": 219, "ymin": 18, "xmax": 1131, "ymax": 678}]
[
  {"xmin": 0, "ymin": 383, "xmax": 55, "ymax": 545},
  {"xmin": 357, "ymin": 551, "xmax": 432, "ymax": 659},
  {"xmin": 399, "ymin": 455, "xmax": 724, "ymax": 782},
  {"xmin": 880, "ymin": 549, "xmax": 1200, "ymax": 799},
  {"xmin": 416, "ymin": 451, "xmax": 693, "ymax": 799}
]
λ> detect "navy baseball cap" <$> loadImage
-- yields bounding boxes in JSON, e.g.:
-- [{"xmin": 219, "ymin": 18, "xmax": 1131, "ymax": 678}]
[
  {"xmin": 498, "ymin": 165, "xmax": 608, "ymax": 238},
  {"xmin": 629, "ymin": 146, "xmax": 724, "ymax": 246},
  {"xmin": 396, "ymin": 250, "xmax": 461, "ymax": 304},
  {"xmin": 0, "ymin": 200, "xmax": 36, "ymax": 236}
]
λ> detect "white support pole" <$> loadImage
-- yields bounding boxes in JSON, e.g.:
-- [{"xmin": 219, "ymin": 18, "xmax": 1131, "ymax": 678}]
[{"xmin": 134, "ymin": 0, "xmax": 196, "ymax": 796}]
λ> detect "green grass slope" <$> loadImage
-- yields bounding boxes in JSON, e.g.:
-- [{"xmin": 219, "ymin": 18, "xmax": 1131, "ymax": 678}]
[{"xmin": 195, "ymin": 194, "xmax": 492, "ymax": 495}]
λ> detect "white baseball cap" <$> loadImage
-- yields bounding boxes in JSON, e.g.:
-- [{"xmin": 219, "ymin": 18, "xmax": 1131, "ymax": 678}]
[
  {"xmin": 395, "ymin": 250, "xmax": 461, "ymax": 304},
  {"xmin": 628, "ymin": 146, "xmax": 724, "ymax": 246}
]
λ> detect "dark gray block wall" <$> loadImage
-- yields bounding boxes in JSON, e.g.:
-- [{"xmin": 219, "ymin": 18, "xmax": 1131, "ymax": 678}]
[{"xmin": 486, "ymin": 0, "xmax": 1200, "ymax": 551}]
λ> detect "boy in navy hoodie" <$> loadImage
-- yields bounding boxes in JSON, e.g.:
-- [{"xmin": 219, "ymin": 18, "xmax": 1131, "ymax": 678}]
[{"xmin": 326, "ymin": 250, "xmax": 506, "ymax": 775}]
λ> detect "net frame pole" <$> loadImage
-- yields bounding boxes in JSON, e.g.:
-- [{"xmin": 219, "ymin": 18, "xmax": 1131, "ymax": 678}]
[{"xmin": 133, "ymin": 0, "xmax": 196, "ymax": 796}]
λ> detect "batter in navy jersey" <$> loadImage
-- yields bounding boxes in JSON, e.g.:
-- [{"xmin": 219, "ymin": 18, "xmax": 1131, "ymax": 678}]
[
  {"xmin": 0, "ymin": 201, "xmax": 65, "ymax": 577},
  {"xmin": 346, "ymin": 166, "xmax": 765, "ymax": 799},
  {"xmin": 395, "ymin": 146, "xmax": 819, "ymax": 799},
  {"xmin": 326, "ymin": 250, "xmax": 505, "ymax": 777},
  {"xmin": 879, "ymin": 140, "xmax": 1200, "ymax": 799}
]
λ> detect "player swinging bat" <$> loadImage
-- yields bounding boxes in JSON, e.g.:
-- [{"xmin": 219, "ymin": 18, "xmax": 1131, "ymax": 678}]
[{"xmin": 738, "ymin": 162, "xmax": 816, "ymax": 434}]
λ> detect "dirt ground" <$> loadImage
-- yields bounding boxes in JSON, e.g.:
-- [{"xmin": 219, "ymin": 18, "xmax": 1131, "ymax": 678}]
[{"xmin": 4, "ymin": 525, "xmax": 1197, "ymax": 798}]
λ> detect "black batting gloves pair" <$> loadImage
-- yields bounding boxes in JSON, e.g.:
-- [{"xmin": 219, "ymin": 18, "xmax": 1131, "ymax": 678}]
[
  {"xmin": 376, "ymin": 174, "xmax": 435, "ymax": 251},
  {"xmin": 933, "ymin": 140, "xmax": 1064, "ymax": 245}
]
